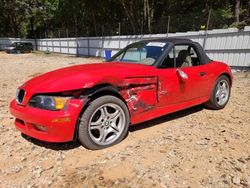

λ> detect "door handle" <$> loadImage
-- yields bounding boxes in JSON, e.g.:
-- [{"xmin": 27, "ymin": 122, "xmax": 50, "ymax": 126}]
[{"xmin": 199, "ymin": 72, "xmax": 206, "ymax": 76}]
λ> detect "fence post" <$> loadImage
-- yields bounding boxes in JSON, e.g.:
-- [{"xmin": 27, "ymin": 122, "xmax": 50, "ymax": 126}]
[
  {"xmin": 66, "ymin": 29, "xmax": 69, "ymax": 54},
  {"xmin": 76, "ymin": 37, "xmax": 79, "ymax": 57},
  {"xmin": 46, "ymin": 34, "xmax": 48, "ymax": 52},
  {"xmin": 102, "ymin": 25, "xmax": 104, "ymax": 57},
  {"xmin": 34, "ymin": 38, "xmax": 38, "ymax": 51},
  {"xmin": 167, "ymin": 16, "xmax": 171, "ymax": 38},
  {"xmin": 52, "ymin": 39, "xmax": 54, "ymax": 53},
  {"xmin": 140, "ymin": 20, "xmax": 143, "ymax": 39},
  {"xmin": 118, "ymin": 22, "xmax": 121, "ymax": 49},
  {"xmin": 203, "ymin": 9, "xmax": 212, "ymax": 49},
  {"xmin": 59, "ymin": 31, "xmax": 61, "ymax": 53},
  {"xmin": 87, "ymin": 37, "xmax": 90, "ymax": 57}
]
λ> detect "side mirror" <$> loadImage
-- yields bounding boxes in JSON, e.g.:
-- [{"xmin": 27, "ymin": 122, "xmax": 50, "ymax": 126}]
[{"xmin": 176, "ymin": 68, "xmax": 188, "ymax": 82}]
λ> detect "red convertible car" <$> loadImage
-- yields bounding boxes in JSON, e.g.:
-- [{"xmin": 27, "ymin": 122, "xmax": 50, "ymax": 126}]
[{"xmin": 10, "ymin": 38, "xmax": 233, "ymax": 150}]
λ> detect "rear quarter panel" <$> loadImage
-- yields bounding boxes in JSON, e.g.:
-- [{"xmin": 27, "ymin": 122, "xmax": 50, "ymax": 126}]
[{"xmin": 205, "ymin": 61, "xmax": 233, "ymax": 95}]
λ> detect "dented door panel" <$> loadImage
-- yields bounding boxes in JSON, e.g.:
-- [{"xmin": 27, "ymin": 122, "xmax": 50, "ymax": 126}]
[
  {"xmin": 157, "ymin": 68, "xmax": 186, "ymax": 107},
  {"xmin": 119, "ymin": 77, "xmax": 158, "ymax": 115}
]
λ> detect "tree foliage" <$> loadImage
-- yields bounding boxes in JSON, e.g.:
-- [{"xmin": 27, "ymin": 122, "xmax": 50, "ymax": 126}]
[{"xmin": 0, "ymin": 0, "xmax": 249, "ymax": 38}]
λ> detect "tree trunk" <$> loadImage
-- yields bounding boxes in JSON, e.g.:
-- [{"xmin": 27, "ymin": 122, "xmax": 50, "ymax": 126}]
[
  {"xmin": 92, "ymin": 10, "xmax": 97, "ymax": 36},
  {"xmin": 146, "ymin": 0, "xmax": 150, "ymax": 32},
  {"xmin": 247, "ymin": 0, "xmax": 250, "ymax": 24},
  {"xmin": 235, "ymin": 0, "xmax": 240, "ymax": 23},
  {"xmin": 143, "ymin": 0, "xmax": 154, "ymax": 33},
  {"xmin": 119, "ymin": 0, "xmax": 137, "ymax": 34},
  {"xmin": 144, "ymin": 0, "xmax": 147, "ymax": 23},
  {"xmin": 30, "ymin": 17, "xmax": 34, "ymax": 38},
  {"xmin": 149, "ymin": 0, "xmax": 154, "ymax": 33}
]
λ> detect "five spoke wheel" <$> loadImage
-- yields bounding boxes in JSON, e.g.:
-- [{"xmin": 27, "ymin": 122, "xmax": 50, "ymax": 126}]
[
  {"xmin": 89, "ymin": 104, "xmax": 125, "ymax": 145},
  {"xmin": 215, "ymin": 80, "xmax": 229, "ymax": 106},
  {"xmin": 78, "ymin": 95, "xmax": 130, "ymax": 150},
  {"xmin": 205, "ymin": 75, "xmax": 231, "ymax": 109}
]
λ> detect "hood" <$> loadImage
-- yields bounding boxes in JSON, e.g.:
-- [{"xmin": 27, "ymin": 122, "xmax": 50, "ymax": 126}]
[{"xmin": 21, "ymin": 62, "xmax": 157, "ymax": 94}]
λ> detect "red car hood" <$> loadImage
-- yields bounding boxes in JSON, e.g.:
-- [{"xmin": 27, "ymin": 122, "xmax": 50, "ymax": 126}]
[{"xmin": 21, "ymin": 62, "xmax": 156, "ymax": 93}]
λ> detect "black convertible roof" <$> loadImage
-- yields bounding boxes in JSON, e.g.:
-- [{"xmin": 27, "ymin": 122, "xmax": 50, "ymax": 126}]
[
  {"xmin": 138, "ymin": 37, "xmax": 211, "ymax": 65},
  {"xmin": 140, "ymin": 37, "xmax": 194, "ymax": 44},
  {"xmin": 109, "ymin": 37, "xmax": 211, "ymax": 65}
]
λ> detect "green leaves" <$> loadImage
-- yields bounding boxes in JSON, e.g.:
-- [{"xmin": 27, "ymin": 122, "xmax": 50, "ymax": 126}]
[{"xmin": 0, "ymin": 0, "xmax": 249, "ymax": 38}]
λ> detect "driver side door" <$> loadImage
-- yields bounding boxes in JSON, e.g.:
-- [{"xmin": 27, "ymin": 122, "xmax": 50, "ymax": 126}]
[
  {"xmin": 156, "ymin": 44, "xmax": 210, "ymax": 108},
  {"xmin": 156, "ymin": 47, "xmax": 186, "ymax": 108}
]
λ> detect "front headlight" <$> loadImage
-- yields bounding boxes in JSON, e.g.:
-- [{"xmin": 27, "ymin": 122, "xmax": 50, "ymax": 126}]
[{"xmin": 29, "ymin": 95, "xmax": 71, "ymax": 111}]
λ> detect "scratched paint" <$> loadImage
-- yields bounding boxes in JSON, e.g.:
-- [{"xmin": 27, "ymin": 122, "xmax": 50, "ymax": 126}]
[{"xmin": 119, "ymin": 77, "xmax": 157, "ymax": 115}]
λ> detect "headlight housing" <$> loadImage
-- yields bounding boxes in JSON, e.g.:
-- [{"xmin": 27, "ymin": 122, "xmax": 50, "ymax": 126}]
[{"xmin": 29, "ymin": 95, "xmax": 71, "ymax": 111}]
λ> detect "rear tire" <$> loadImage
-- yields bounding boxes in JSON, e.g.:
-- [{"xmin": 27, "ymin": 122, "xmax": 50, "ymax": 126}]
[
  {"xmin": 78, "ymin": 95, "xmax": 130, "ymax": 150},
  {"xmin": 205, "ymin": 75, "xmax": 231, "ymax": 109}
]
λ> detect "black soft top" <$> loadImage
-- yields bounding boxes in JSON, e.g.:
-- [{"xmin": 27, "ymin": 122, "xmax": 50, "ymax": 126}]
[
  {"xmin": 139, "ymin": 37, "xmax": 211, "ymax": 65},
  {"xmin": 141, "ymin": 37, "xmax": 193, "ymax": 44}
]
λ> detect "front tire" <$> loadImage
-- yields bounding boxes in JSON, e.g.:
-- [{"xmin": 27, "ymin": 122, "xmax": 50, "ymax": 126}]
[
  {"xmin": 205, "ymin": 75, "xmax": 231, "ymax": 109},
  {"xmin": 78, "ymin": 95, "xmax": 130, "ymax": 150}
]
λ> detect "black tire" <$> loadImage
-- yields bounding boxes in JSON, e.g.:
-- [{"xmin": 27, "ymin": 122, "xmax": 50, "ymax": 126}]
[
  {"xmin": 78, "ymin": 95, "xmax": 130, "ymax": 150},
  {"xmin": 205, "ymin": 75, "xmax": 231, "ymax": 110}
]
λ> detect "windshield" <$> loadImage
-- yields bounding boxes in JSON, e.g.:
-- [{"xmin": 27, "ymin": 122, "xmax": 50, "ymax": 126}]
[{"xmin": 109, "ymin": 41, "xmax": 169, "ymax": 66}]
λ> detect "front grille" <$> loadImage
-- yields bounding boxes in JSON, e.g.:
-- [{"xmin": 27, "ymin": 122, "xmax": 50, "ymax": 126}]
[{"xmin": 16, "ymin": 89, "xmax": 25, "ymax": 104}]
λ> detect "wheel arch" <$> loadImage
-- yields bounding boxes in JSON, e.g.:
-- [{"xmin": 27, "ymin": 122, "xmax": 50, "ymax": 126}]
[
  {"xmin": 219, "ymin": 72, "xmax": 232, "ymax": 87},
  {"xmin": 83, "ymin": 83, "xmax": 127, "ymax": 105},
  {"xmin": 205, "ymin": 72, "xmax": 232, "ymax": 109},
  {"xmin": 73, "ymin": 83, "xmax": 129, "ymax": 140}
]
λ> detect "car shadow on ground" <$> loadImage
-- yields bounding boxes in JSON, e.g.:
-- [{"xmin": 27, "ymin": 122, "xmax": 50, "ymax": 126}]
[
  {"xmin": 21, "ymin": 134, "xmax": 81, "ymax": 151},
  {"xmin": 129, "ymin": 104, "xmax": 204, "ymax": 132},
  {"xmin": 21, "ymin": 104, "xmax": 204, "ymax": 151}
]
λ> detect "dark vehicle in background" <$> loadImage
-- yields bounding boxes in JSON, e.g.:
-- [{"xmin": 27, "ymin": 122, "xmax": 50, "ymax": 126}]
[{"xmin": 6, "ymin": 42, "xmax": 33, "ymax": 53}]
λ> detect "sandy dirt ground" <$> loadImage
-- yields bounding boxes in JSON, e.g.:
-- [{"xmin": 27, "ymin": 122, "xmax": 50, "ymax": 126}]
[{"xmin": 0, "ymin": 51, "xmax": 249, "ymax": 188}]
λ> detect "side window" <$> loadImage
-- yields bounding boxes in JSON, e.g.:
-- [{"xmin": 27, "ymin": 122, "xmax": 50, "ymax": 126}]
[
  {"xmin": 160, "ymin": 44, "xmax": 201, "ymax": 68},
  {"xmin": 189, "ymin": 47, "xmax": 201, "ymax": 66},
  {"xmin": 160, "ymin": 48, "xmax": 175, "ymax": 68},
  {"xmin": 175, "ymin": 45, "xmax": 201, "ymax": 67},
  {"xmin": 175, "ymin": 45, "xmax": 191, "ymax": 68}
]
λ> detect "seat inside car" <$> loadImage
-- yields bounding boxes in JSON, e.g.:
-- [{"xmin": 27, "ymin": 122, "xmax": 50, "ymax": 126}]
[{"xmin": 176, "ymin": 50, "xmax": 193, "ymax": 68}]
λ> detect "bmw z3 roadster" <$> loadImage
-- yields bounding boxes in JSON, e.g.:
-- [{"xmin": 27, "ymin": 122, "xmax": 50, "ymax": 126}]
[{"xmin": 10, "ymin": 38, "xmax": 233, "ymax": 150}]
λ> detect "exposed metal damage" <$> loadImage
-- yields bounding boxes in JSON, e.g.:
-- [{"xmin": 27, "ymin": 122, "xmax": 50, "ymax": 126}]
[{"xmin": 119, "ymin": 77, "xmax": 158, "ymax": 114}]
